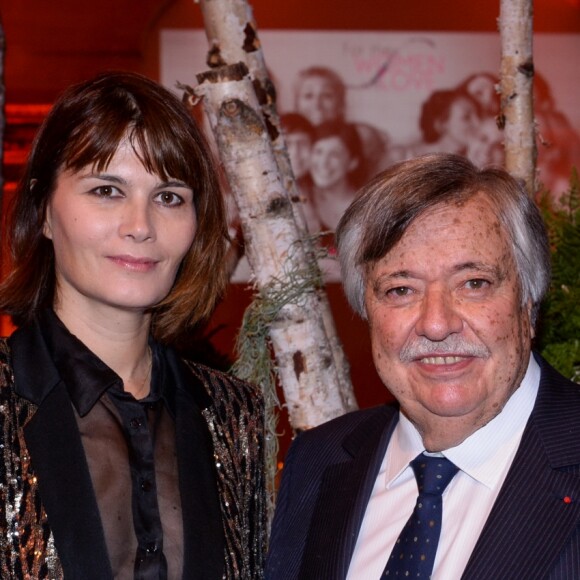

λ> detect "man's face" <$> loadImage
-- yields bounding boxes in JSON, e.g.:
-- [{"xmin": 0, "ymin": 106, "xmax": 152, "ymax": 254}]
[{"xmin": 364, "ymin": 193, "xmax": 533, "ymax": 450}]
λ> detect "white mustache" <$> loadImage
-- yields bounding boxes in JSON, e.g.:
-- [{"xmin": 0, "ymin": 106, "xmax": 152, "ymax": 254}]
[{"xmin": 400, "ymin": 336, "xmax": 490, "ymax": 363}]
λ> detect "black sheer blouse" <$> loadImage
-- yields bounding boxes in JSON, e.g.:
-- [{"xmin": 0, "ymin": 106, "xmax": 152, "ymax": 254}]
[{"xmin": 41, "ymin": 309, "xmax": 184, "ymax": 579}]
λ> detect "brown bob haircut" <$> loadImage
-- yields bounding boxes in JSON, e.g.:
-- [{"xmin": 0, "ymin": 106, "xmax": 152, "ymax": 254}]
[{"xmin": 0, "ymin": 71, "xmax": 228, "ymax": 344}]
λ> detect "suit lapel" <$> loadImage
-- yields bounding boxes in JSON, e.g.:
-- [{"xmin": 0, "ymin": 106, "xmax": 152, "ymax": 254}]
[
  {"xmin": 300, "ymin": 406, "xmax": 398, "ymax": 580},
  {"xmin": 24, "ymin": 383, "xmax": 113, "ymax": 579},
  {"xmin": 463, "ymin": 359, "xmax": 580, "ymax": 579},
  {"xmin": 10, "ymin": 317, "xmax": 112, "ymax": 579},
  {"xmin": 165, "ymin": 349, "xmax": 225, "ymax": 580}
]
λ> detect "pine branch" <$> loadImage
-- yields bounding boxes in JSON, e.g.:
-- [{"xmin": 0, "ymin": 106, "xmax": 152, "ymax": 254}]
[{"xmin": 537, "ymin": 169, "xmax": 580, "ymax": 381}]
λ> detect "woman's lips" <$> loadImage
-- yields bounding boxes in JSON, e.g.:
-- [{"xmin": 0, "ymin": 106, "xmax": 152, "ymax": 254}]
[{"xmin": 108, "ymin": 255, "xmax": 158, "ymax": 272}]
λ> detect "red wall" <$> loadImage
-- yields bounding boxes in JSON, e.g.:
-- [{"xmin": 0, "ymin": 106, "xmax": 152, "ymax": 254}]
[{"xmin": 2, "ymin": 0, "xmax": 579, "ymax": 103}]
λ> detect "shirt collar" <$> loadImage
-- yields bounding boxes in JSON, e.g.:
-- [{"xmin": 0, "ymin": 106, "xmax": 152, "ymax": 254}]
[
  {"xmin": 38, "ymin": 308, "xmax": 163, "ymax": 417},
  {"xmin": 385, "ymin": 354, "xmax": 540, "ymax": 489}
]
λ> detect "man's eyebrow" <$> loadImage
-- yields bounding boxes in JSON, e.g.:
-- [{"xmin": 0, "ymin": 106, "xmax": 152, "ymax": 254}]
[
  {"xmin": 453, "ymin": 261, "xmax": 507, "ymax": 280},
  {"xmin": 372, "ymin": 270, "xmax": 414, "ymax": 291},
  {"xmin": 373, "ymin": 263, "xmax": 507, "ymax": 283},
  {"xmin": 383, "ymin": 270, "xmax": 414, "ymax": 279}
]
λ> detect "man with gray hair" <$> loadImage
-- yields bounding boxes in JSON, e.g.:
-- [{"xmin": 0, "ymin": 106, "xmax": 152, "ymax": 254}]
[{"xmin": 266, "ymin": 153, "xmax": 580, "ymax": 579}]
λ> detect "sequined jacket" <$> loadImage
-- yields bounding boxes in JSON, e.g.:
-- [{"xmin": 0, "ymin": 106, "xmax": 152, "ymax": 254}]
[{"xmin": 0, "ymin": 319, "xmax": 266, "ymax": 580}]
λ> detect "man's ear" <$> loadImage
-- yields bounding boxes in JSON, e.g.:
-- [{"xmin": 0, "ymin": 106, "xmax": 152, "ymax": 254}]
[{"xmin": 526, "ymin": 299, "xmax": 535, "ymax": 339}]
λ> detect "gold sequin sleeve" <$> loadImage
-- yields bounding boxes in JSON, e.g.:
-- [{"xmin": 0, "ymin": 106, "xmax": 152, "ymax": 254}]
[
  {"xmin": 0, "ymin": 338, "xmax": 64, "ymax": 579},
  {"xmin": 187, "ymin": 361, "xmax": 267, "ymax": 580}
]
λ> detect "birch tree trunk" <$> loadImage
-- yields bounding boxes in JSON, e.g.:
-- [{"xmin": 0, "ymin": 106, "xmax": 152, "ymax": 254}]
[
  {"xmin": 196, "ymin": 0, "xmax": 357, "ymax": 416},
  {"xmin": 499, "ymin": 0, "xmax": 536, "ymax": 195},
  {"xmin": 195, "ymin": 64, "xmax": 355, "ymax": 431}
]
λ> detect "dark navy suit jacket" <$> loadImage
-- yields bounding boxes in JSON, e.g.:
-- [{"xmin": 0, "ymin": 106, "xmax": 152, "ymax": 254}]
[{"xmin": 266, "ymin": 356, "xmax": 580, "ymax": 579}]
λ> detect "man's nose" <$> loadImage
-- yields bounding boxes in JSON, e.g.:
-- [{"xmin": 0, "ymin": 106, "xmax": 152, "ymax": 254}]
[
  {"xmin": 415, "ymin": 288, "xmax": 463, "ymax": 341},
  {"xmin": 118, "ymin": 199, "xmax": 155, "ymax": 242}
]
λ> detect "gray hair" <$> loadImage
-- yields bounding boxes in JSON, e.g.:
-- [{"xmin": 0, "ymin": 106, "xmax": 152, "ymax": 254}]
[{"xmin": 336, "ymin": 153, "xmax": 551, "ymax": 327}]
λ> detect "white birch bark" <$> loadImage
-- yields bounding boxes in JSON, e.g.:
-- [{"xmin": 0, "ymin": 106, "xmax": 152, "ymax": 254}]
[
  {"xmin": 195, "ymin": 64, "xmax": 355, "ymax": 431},
  {"xmin": 196, "ymin": 0, "xmax": 357, "ymax": 417},
  {"xmin": 499, "ymin": 0, "xmax": 537, "ymax": 195}
]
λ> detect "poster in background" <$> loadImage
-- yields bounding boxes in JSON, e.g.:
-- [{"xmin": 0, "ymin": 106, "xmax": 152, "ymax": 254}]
[{"xmin": 161, "ymin": 30, "xmax": 580, "ymax": 280}]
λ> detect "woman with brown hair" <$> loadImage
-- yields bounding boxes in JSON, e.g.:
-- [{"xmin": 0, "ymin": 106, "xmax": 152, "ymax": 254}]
[
  {"xmin": 416, "ymin": 88, "xmax": 482, "ymax": 157},
  {"xmin": 0, "ymin": 71, "xmax": 265, "ymax": 579}
]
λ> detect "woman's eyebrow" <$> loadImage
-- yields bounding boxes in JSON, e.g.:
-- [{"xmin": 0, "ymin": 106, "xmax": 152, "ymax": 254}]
[
  {"xmin": 156, "ymin": 179, "xmax": 190, "ymax": 189},
  {"xmin": 78, "ymin": 173, "xmax": 190, "ymax": 190},
  {"xmin": 79, "ymin": 172, "xmax": 127, "ymax": 185}
]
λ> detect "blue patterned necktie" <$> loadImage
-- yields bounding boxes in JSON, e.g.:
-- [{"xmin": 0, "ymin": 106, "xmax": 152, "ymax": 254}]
[{"xmin": 382, "ymin": 454, "xmax": 459, "ymax": 579}]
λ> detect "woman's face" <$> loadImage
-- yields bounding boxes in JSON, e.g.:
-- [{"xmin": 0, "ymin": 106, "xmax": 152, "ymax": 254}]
[
  {"xmin": 310, "ymin": 136, "xmax": 356, "ymax": 189},
  {"xmin": 43, "ymin": 139, "xmax": 197, "ymax": 317},
  {"xmin": 295, "ymin": 76, "xmax": 342, "ymax": 126},
  {"xmin": 439, "ymin": 98, "xmax": 480, "ymax": 147}
]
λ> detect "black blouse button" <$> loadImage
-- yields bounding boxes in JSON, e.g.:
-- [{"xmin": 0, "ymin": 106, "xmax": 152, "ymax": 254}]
[
  {"xmin": 146, "ymin": 543, "xmax": 158, "ymax": 554},
  {"xmin": 130, "ymin": 417, "xmax": 143, "ymax": 429},
  {"xmin": 141, "ymin": 479, "xmax": 153, "ymax": 492}
]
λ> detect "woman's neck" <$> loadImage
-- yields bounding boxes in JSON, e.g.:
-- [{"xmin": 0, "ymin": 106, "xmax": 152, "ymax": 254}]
[{"xmin": 53, "ymin": 301, "xmax": 153, "ymax": 398}]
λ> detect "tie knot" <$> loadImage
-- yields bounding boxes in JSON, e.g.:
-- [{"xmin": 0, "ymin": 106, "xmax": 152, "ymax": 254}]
[{"xmin": 411, "ymin": 454, "xmax": 458, "ymax": 496}]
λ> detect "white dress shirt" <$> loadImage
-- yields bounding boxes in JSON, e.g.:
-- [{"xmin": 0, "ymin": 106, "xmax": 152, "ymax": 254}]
[{"xmin": 346, "ymin": 355, "xmax": 540, "ymax": 579}]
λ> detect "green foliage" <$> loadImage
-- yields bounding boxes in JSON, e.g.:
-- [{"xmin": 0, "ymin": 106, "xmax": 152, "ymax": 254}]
[{"xmin": 537, "ymin": 169, "xmax": 580, "ymax": 382}]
